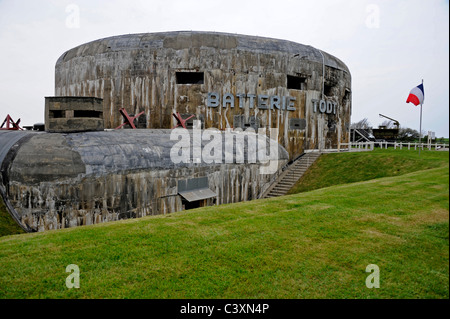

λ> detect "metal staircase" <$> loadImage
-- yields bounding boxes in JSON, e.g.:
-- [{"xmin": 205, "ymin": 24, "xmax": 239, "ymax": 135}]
[
  {"xmin": 351, "ymin": 128, "xmax": 375, "ymax": 142},
  {"xmin": 262, "ymin": 152, "xmax": 321, "ymax": 198}
]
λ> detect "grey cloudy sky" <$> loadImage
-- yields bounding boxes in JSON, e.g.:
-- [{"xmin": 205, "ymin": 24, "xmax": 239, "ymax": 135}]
[{"xmin": 0, "ymin": 0, "xmax": 448, "ymax": 137}]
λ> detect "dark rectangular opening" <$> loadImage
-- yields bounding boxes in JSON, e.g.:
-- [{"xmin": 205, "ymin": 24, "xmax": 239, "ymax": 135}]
[
  {"xmin": 324, "ymin": 84, "xmax": 334, "ymax": 96},
  {"xmin": 176, "ymin": 72, "xmax": 204, "ymax": 84},
  {"xmin": 343, "ymin": 89, "xmax": 351, "ymax": 102},
  {"xmin": 182, "ymin": 198, "xmax": 206, "ymax": 210},
  {"xmin": 287, "ymin": 75, "xmax": 306, "ymax": 90},
  {"xmin": 183, "ymin": 114, "xmax": 195, "ymax": 129},
  {"xmin": 233, "ymin": 115, "xmax": 260, "ymax": 130},
  {"xmin": 289, "ymin": 118, "xmax": 306, "ymax": 130},
  {"xmin": 50, "ymin": 110, "xmax": 65, "ymax": 118},
  {"xmin": 74, "ymin": 110, "xmax": 102, "ymax": 118}
]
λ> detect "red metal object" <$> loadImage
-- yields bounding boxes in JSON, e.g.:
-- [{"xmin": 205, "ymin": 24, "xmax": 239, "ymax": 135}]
[
  {"xmin": 172, "ymin": 112, "xmax": 195, "ymax": 129},
  {"xmin": 0, "ymin": 114, "xmax": 22, "ymax": 130},
  {"xmin": 115, "ymin": 108, "xmax": 145, "ymax": 129}
]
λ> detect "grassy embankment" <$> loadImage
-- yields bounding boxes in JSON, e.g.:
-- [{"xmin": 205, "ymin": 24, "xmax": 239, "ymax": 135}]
[
  {"xmin": 0, "ymin": 149, "xmax": 448, "ymax": 298},
  {"xmin": 289, "ymin": 148, "xmax": 449, "ymax": 194},
  {"xmin": 0, "ymin": 196, "xmax": 24, "ymax": 237}
]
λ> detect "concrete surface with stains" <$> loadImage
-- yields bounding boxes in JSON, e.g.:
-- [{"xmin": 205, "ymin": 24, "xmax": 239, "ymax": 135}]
[
  {"xmin": 55, "ymin": 31, "xmax": 352, "ymax": 159},
  {"xmin": 0, "ymin": 129, "xmax": 288, "ymax": 232}
]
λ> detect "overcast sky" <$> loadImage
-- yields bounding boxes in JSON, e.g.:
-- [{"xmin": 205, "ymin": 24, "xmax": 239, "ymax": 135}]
[{"xmin": 0, "ymin": 0, "xmax": 448, "ymax": 137}]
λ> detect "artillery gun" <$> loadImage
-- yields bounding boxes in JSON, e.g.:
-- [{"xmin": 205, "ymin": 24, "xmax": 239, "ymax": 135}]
[{"xmin": 372, "ymin": 114, "xmax": 400, "ymax": 142}]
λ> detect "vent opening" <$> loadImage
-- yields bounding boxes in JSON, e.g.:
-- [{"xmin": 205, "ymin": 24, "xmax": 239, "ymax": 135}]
[
  {"xmin": 50, "ymin": 110, "xmax": 65, "ymax": 118},
  {"xmin": 287, "ymin": 75, "xmax": 306, "ymax": 90},
  {"xmin": 324, "ymin": 84, "xmax": 334, "ymax": 96},
  {"xmin": 74, "ymin": 110, "xmax": 102, "ymax": 118},
  {"xmin": 289, "ymin": 118, "xmax": 306, "ymax": 130},
  {"xmin": 182, "ymin": 198, "xmax": 206, "ymax": 210},
  {"xmin": 343, "ymin": 89, "xmax": 351, "ymax": 102},
  {"xmin": 176, "ymin": 72, "xmax": 204, "ymax": 84}
]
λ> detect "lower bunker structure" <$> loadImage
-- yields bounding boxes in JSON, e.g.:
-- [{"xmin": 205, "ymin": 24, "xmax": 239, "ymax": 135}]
[{"xmin": 0, "ymin": 129, "xmax": 288, "ymax": 232}]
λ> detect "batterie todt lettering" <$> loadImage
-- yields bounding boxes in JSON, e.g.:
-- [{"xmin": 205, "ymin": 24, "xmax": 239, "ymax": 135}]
[{"xmin": 207, "ymin": 92, "xmax": 296, "ymax": 111}]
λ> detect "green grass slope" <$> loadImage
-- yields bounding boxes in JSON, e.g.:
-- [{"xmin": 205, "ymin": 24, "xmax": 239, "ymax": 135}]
[
  {"xmin": 288, "ymin": 149, "xmax": 449, "ymax": 195},
  {"xmin": 0, "ymin": 196, "xmax": 24, "ymax": 237},
  {"xmin": 0, "ymin": 165, "xmax": 448, "ymax": 299},
  {"xmin": 1, "ymin": 149, "xmax": 447, "ymax": 238}
]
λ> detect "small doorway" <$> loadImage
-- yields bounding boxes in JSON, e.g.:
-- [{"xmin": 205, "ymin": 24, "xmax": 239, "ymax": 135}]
[
  {"xmin": 178, "ymin": 177, "xmax": 216, "ymax": 211},
  {"xmin": 182, "ymin": 198, "xmax": 207, "ymax": 210}
]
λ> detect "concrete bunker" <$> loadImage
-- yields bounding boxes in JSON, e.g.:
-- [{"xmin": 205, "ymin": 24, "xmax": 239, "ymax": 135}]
[
  {"xmin": 0, "ymin": 31, "xmax": 352, "ymax": 232},
  {"xmin": 55, "ymin": 31, "xmax": 352, "ymax": 159},
  {"xmin": 0, "ymin": 129, "xmax": 288, "ymax": 232},
  {"xmin": 45, "ymin": 96, "xmax": 104, "ymax": 132}
]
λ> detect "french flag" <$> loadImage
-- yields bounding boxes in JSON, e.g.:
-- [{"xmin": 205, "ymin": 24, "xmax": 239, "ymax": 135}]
[{"xmin": 406, "ymin": 83, "xmax": 424, "ymax": 106}]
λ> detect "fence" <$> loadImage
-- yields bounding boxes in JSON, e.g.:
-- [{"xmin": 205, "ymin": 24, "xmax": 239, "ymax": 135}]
[
  {"xmin": 375, "ymin": 141, "xmax": 449, "ymax": 151},
  {"xmin": 335, "ymin": 142, "xmax": 449, "ymax": 153}
]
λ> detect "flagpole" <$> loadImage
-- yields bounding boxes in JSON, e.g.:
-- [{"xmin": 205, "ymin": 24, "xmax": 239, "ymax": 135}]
[{"xmin": 419, "ymin": 79, "xmax": 423, "ymax": 156}]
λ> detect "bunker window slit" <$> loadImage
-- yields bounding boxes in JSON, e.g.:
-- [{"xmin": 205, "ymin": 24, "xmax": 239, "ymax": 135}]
[
  {"xmin": 176, "ymin": 72, "xmax": 204, "ymax": 84},
  {"xmin": 287, "ymin": 75, "xmax": 306, "ymax": 90}
]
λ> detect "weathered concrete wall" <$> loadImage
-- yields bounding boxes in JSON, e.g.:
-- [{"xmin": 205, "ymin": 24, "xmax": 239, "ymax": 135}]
[
  {"xmin": 1, "ymin": 130, "xmax": 288, "ymax": 232},
  {"xmin": 55, "ymin": 31, "xmax": 352, "ymax": 159}
]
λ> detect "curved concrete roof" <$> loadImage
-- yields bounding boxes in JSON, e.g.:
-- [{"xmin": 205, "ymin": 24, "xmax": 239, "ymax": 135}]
[
  {"xmin": 56, "ymin": 31, "xmax": 350, "ymax": 74},
  {"xmin": 1, "ymin": 129, "xmax": 289, "ymax": 184}
]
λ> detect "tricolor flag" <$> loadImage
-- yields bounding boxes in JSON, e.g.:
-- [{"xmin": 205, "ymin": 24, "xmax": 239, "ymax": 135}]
[{"xmin": 406, "ymin": 83, "xmax": 424, "ymax": 106}]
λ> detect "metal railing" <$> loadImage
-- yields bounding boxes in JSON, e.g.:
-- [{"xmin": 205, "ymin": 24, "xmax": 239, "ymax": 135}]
[
  {"xmin": 374, "ymin": 141, "xmax": 449, "ymax": 151},
  {"xmin": 336, "ymin": 141, "xmax": 449, "ymax": 153}
]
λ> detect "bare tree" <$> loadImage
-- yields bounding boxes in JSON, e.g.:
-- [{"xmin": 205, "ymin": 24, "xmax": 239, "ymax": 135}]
[
  {"xmin": 397, "ymin": 127, "xmax": 420, "ymax": 141},
  {"xmin": 380, "ymin": 120, "xmax": 395, "ymax": 129},
  {"xmin": 351, "ymin": 118, "xmax": 371, "ymax": 129}
]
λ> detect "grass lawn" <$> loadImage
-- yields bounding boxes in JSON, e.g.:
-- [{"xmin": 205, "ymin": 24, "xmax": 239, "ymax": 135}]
[
  {"xmin": 0, "ymin": 162, "xmax": 448, "ymax": 298},
  {"xmin": 289, "ymin": 148, "xmax": 449, "ymax": 195},
  {"xmin": 0, "ymin": 196, "xmax": 24, "ymax": 237}
]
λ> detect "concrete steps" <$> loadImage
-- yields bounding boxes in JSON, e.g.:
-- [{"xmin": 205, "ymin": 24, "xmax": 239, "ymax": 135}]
[{"xmin": 263, "ymin": 152, "xmax": 320, "ymax": 198}]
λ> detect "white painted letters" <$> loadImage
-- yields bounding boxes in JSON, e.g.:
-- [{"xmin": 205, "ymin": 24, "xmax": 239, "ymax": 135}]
[
  {"xmin": 312, "ymin": 98, "xmax": 337, "ymax": 115},
  {"xmin": 207, "ymin": 93, "xmax": 296, "ymax": 111}
]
